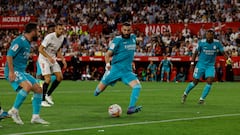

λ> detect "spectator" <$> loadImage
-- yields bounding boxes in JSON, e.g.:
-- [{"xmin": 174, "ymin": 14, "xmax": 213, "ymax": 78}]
[
  {"xmin": 215, "ymin": 63, "xmax": 223, "ymax": 82},
  {"xmin": 174, "ymin": 67, "xmax": 186, "ymax": 83}
]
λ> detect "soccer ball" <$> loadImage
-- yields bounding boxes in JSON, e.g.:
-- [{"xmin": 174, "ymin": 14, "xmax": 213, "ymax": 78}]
[{"xmin": 108, "ymin": 104, "xmax": 122, "ymax": 117}]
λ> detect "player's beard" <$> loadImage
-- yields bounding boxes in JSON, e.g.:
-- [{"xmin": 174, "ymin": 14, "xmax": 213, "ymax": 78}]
[
  {"xmin": 122, "ymin": 33, "xmax": 130, "ymax": 39},
  {"xmin": 206, "ymin": 38, "xmax": 213, "ymax": 43}
]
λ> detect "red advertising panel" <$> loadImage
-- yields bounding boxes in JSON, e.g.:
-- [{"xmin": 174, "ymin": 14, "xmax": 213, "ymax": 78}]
[
  {"xmin": 0, "ymin": 16, "xmax": 36, "ymax": 29},
  {"xmin": 118, "ymin": 22, "xmax": 240, "ymax": 35}
]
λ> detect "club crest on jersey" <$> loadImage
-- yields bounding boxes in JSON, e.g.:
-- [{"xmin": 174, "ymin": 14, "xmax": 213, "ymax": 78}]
[
  {"xmin": 11, "ymin": 44, "xmax": 19, "ymax": 51},
  {"xmin": 109, "ymin": 43, "xmax": 115, "ymax": 50}
]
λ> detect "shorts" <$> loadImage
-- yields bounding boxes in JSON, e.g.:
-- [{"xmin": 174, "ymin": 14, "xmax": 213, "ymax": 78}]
[
  {"xmin": 38, "ymin": 58, "xmax": 61, "ymax": 75},
  {"xmin": 36, "ymin": 61, "xmax": 42, "ymax": 76},
  {"xmin": 6, "ymin": 71, "xmax": 37, "ymax": 91},
  {"xmin": 161, "ymin": 67, "xmax": 170, "ymax": 73},
  {"xmin": 193, "ymin": 65, "xmax": 215, "ymax": 79},
  {"xmin": 101, "ymin": 67, "xmax": 138, "ymax": 86}
]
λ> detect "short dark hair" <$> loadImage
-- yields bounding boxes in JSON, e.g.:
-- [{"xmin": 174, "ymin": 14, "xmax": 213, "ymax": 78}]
[
  {"xmin": 56, "ymin": 22, "xmax": 63, "ymax": 27},
  {"xmin": 207, "ymin": 29, "xmax": 215, "ymax": 34},
  {"xmin": 25, "ymin": 22, "xmax": 37, "ymax": 33},
  {"xmin": 122, "ymin": 22, "xmax": 131, "ymax": 26},
  {"xmin": 47, "ymin": 23, "xmax": 56, "ymax": 30}
]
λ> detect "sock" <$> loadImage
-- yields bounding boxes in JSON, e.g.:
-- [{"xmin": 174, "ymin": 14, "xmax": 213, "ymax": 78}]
[
  {"xmin": 94, "ymin": 87, "xmax": 101, "ymax": 96},
  {"xmin": 42, "ymin": 82, "xmax": 49, "ymax": 101},
  {"xmin": 201, "ymin": 84, "xmax": 212, "ymax": 100},
  {"xmin": 47, "ymin": 80, "xmax": 60, "ymax": 96},
  {"xmin": 32, "ymin": 114, "xmax": 40, "ymax": 119},
  {"xmin": 129, "ymin": 84, "xmax": 141, "ymax": 108},
  {"xmin": 13, "ymin": 89, "xmax": 28, "ymax": 109},
  {"xmin": 161, "ymin": 71, "xmax": 164, "ymax": 80},
  {"xmin": 167, "ymin": 72, "xmax": 170, "ymax": 81},
  {"xmin": 51, "ymin": 75, "xmax": 56, "ymax": 82},
  {"xmin": 32, "ymin": 93, "xmax": 42, "ymax": 114},
  {"xmin": 184, "ymin": 82, "xmax": 196, "ymax": 95}
]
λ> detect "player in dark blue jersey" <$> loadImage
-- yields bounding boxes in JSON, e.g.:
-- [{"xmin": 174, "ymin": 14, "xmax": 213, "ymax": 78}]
[
  {"xmin": 4, "ymin": 23, "xmax": 49, "ymax": 124},
  {"xmin": 94, "ymin": 22, "xmax": 142, "ymax": 114},
  {"xmin": 181, "ymin": 30, "xmax": 230, "ymax": 104}
]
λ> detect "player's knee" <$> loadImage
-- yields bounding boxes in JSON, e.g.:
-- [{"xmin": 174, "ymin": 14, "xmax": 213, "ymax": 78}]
[
  {"xmin": 44, "ymin": 77, "xmax": 51, "ymax": 83},
  {"xmin": 133, "ymin": 83, "xmax": 142, "ymax": 89},
  {"xmin": 21, "ymin": 83, "xmax": 32, "ymax": 92}
]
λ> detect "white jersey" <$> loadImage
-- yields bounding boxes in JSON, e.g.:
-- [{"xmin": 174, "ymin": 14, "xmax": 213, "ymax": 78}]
[
  {"xmin": 39, "ymin": 32, "xmax": 64, "ymax": 59},
  {"xmin": 38, "ymin": 32, "xmax": 64, "ymax": 75}
]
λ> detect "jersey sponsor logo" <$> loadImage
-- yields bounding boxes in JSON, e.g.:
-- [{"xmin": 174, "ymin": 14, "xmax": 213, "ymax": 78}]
[
  {"xmin": 11, "ymin": 44, "xmax": 19, "ymax": 51},
  {"xmin": 125, "ymin": 44, "xmax": 135, "ymax": 50}
]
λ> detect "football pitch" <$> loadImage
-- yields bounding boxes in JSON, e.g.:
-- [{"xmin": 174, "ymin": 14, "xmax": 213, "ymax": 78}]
[{"xmin": 0, "ymin": 80, "xmax": 240, "ymax": 135}]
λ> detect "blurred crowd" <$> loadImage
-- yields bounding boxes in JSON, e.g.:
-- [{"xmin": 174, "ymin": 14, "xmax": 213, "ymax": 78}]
[{"xmin": 0, "ymin": 0, "xmax": 240, "ymax": 58}]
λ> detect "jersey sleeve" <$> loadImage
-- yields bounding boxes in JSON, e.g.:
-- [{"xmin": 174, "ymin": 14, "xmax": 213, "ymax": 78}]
[
  {"xmin": 41, "ymin": 34, "xmax": 51, "ymax": 47},
  {"xmin": 7, "ymin": 39, "xmax": 22, "ymax": 57},
  {"xmin": 196, "ymin": 40, "xmax": 201, "ymax": 52},
  {"xmin": 108, "ymin": 37, "xmax": 120, "ymax": 52}
]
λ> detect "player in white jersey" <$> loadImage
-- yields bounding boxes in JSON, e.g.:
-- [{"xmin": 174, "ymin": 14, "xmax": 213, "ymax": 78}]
[{"xmin": 38, "ymin": 23, "xmax": 67, "ymax": 106}]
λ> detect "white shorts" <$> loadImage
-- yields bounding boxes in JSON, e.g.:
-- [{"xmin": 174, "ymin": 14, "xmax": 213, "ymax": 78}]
[{"xmin": 38, "ymin": 57, "xmax": 61, "ymax": 75}]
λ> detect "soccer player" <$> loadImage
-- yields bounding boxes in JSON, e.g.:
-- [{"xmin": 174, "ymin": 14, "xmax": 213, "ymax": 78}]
[
  {"xmin": 94, "ymin": 22, "xmax": 142, "ymax": 115},
  {"xmin": 4, "ymin": 22, "xmax": 49, "ymax": 124},
  {"xmin": 38, "ymin": 23, "xmax": 67, "ymax": 106},
  {"xmin": 181, "ymin": 30, "xmax": 230, "ymax": 104},
  {"xmin": 147, "ymin": 61, "xmax": 157, "ymax": 81},
  {"xmin": 36, "ymin": 24, "xmax": 57, "ymax": 107},
  {"xmin": 158, "ymin": 55, "xmax": 173, "ymax": 82}
]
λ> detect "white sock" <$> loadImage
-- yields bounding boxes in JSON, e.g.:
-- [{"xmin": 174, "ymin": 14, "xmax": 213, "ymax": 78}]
[{"xmin": 32, "ymin": 114, "xmax": 40, "ymax": 119}]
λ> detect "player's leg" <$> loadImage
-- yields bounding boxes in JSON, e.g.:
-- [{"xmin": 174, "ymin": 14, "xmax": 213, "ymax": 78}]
[
  {"xmin": 46, "ymin": 63, "xmax": 63, "ymax": 100},
  {"xmin": 182, "ymin": 67, "xmax": 203, "ymax": 104},
  {"xmin": 41, "ymin": 74, "xmax": 52, "ymax": 107},
  {"xmin": 123, "ymin": 72, "xmax": 142, "ymax": 114},
  {"xmin": 199, "ymin": 67, "xmax": 215, "ymax": 104},
  {"xmin": 160, "ymin": 67, "xmax": 165, "ymax": 81},
  {"xmin": 31, "ymin": 81, "xmax": 49, "ymax": 124},
  {"xmin": 94, "ymin": 69, "xmax": 119, "ymax": 96},
  {"xmin": 166, "ymin": 68, "xmax": 170, "ymax": 82},
  {"xmin": 8, "ymin": 72, "xmax": 33, "ymax": 124},
  {"xmin": 47, "ymin": 71, "xmax": 62, "ymax": 97},
  {"xmin": 39, "ymin": 60, "xmax": 52, "ymax": 106}
]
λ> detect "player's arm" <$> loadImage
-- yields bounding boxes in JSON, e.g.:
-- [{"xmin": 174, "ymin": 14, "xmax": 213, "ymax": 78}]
[
  {"xmin": 57, "ymin": 48, "xmax": 67, "ymax": 69},
  {"xmin": 38, "ymin": 45, "xmax": 55, "ymax": 64},
  {"xmin": 158, "ymin": 61, "xmax": 162, "ymax": 70},
  {"xmin": 219, "ymin": 42, "xmax": 232, "ymax": 63},
  {"xmin": 169, "ymin": 61, "xmax": 173, "ymax": 69},
  {"xmin": 191, "ymin": 50, "xmax": 198, "ymax": 65},
  {"xmin": 6, "ymin": 42, "xmax": 21, "ymax": 82},
  {"xmin": 105, "ymin": 50, "xmax": 113, "ymax": 71},
  {"xmin": 6, "ymin": 56, "xmax": 15, "ymax": 82}
]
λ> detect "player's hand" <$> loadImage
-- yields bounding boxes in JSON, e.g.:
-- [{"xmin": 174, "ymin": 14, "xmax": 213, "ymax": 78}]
[
  {"xmin": 48, "ymin": 57, "xmax": 55, "ymax": 64},
  {"xmin": 105, "ymin": 63, "xmax": 111, "ymax": 71},
  {"xmin": 9, "ymin": 71, "xmax": 16, "ymax": 82}
]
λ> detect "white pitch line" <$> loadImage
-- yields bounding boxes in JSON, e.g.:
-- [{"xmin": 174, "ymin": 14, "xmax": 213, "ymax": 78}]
[{"xmin": 8, "ymin": 113, "xmax": 240, "ymax": 135}]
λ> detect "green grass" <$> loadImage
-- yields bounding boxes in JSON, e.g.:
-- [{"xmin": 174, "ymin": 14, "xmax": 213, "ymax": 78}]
[{"xmin": 0, "ymin": 80, "xmax": 240, "ymax": 135}]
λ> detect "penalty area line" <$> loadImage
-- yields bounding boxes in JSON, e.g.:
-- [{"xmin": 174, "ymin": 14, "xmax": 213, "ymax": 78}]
[{"xmin": 8, "ymin": 113, "xmax": 240, "ymax": 135}]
